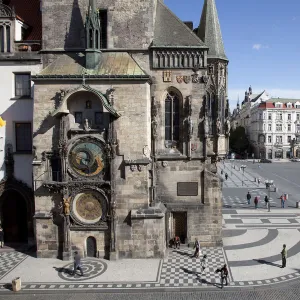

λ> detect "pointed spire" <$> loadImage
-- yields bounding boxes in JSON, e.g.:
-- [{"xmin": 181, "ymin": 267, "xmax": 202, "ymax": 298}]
[
  {"xmin": 198, "ymin": 0, "xmax": 227, "ymax": 60},
  {"xmin": 88, "ymin": 0, "xmax": 96, "ymax": 15}
]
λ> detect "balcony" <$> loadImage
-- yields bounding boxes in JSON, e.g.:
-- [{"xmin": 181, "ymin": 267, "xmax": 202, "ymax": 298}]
[
  {"xmin": 14, "ymin": 41, "xmax": 41, "ymax": 52},
  {"xmin": 0, "ymin": 41, "xmax": 41, "ymax": 61}
]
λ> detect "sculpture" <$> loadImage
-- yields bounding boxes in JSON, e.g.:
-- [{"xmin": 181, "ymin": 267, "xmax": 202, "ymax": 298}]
[
  {"xmin": 83, "ymin": 119, "xmax": 91, "ymax": 131},
  {"xmin": 225, "ymin": 118, "xmax": 231, "ymax": 136},
  {"xmin": 63, "ymin": 197, "xmax": 71, "ymax": 215},
  {"xmin": 151, "ymin": 117, "xmax": 158, "ymax": 140},
  {"xmin": 204, "ymin": 117, "xmax": 209, "ymax": 138},
  {"xmin": 187, "ymin": 116, "xmax": 193, "ymax": 140},
  {"xmin": 216, "ymin": 117, "xmax": 221, "ymax": 135}
]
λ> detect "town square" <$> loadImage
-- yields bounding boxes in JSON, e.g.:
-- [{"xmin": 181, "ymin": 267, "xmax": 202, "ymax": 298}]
[{"xmin": 0, "ymin": 0, "xmax": 300, "ymax": 299}]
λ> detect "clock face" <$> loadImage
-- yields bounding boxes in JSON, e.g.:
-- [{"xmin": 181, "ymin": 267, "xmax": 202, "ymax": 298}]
[{"xmin": 68, "ymin": 140, "xmax": 106, "ymax": 177}]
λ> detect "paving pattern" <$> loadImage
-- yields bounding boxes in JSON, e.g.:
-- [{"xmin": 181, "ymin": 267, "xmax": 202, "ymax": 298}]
[{"xmin": 0, "ymin": 252, "xmax": 28, "ymax": 280}]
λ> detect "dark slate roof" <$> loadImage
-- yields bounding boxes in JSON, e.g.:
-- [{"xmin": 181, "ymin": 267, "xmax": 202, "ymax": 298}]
[
  {"xmin": 34, "ymin": 52, "xmax": 148, "ymax": 78},
  {"xmin": 198, "ymin": 0, "xmax": 227, "ymax": 60},
  {"xmin": 250, "ymin": 91, "xmax": 265, "ymax": 102},
  {"xmin": 153, "ymin": 0, "xmax": 207, "ymax": 48}
]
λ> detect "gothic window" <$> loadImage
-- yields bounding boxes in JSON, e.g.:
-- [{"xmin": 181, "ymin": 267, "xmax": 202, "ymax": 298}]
[
  {"xmin": 15, "ymin": 73, "xmax": 31, "ymax": 97},
  {"xmin": 95, "ymin": 112, "xmax": 103, "ymax": 125},
  {"xmin": 220, "ymin": 92, "xmax": 225, "ymax": 133},
  {"xmin": 75, "ymin": 112, "xmax": 83, "ymax": 124},
  {"xmin": 207, "ymin": 92, "xmax": 216, "ymax": 134},
  {"xmin": 99, "ymin": 10, "xmax": 108, "ymax": 49},
  {"xmin": 0, "ymin": 22, "xmax": 11, "ymax": 53},
  {"xmin": 89, "ymin": 29, "xmax": 93, "ymax": 48},
  {"xmin": 51, "ymin": 156, "xmax": 62, "ymax": 182},
  {"xmin": 165, "ymin": 91, "xmax": 180, "ymax": 142}
]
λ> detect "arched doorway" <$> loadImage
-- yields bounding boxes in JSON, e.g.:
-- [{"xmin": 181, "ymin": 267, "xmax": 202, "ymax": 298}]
[
  {"xmin": 0, "ymin": 190, "xmax": 28, "ymax": 244},
  {"xmin": 86, "ymin": 236, "xmax": 97, "ymax": 257}
]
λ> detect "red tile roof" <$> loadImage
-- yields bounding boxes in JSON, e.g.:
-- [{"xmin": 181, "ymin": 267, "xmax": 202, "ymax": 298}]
[{"xmin": 8, "ymin": 0, "xmax": 42, "ymax": 41}]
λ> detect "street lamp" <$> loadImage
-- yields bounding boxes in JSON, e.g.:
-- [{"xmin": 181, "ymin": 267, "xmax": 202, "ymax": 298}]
[
  {"xmin": 240, "ymin": 165, "xmax": 246, "ymax": 186},
  {"xmin": 265, "ymin": 180, "xmax": 274, "ymax": 212}
]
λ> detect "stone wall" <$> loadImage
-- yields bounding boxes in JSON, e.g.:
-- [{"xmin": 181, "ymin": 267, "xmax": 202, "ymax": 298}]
[{"xmin": 41, "ymin": 0, "xmax": 156, "ymax": 50}]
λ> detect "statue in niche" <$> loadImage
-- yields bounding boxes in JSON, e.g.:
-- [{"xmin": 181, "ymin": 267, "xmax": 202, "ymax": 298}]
[
  {"xmin": 63, "ymin": 197, "xmax": 71, "ymax": 215},
  {"xmin": 111, "ymin": 139, "xmax": 118, "ymax": 158},
  {"xmin": 86, "ymin": 100, "xmax": 92, "ymax": 109},
  {"xmin": 225, "ymin": 118, "xmax": 231, "ymax": 136},
  {"xmin": 32, "ymin": 145, "xmax": 38, "ymax": 160},
  {"xmin": 151, "ymin": 117, "xmax": 158, "ymax": 140},
  {"xmin": 83, "ymin": 119, "xmax": 91, "ymax": 131},
  {"xmin": 216, "ymin": 117, "xmax": 221, "ymax": 135},
  {"xmin": 204, "ymin": 117, "xmax": 209, "ymax": 138}
]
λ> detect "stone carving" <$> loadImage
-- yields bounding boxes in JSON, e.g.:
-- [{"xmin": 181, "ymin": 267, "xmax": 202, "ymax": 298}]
[
  {"xmin": 137, "ymin": 165, "xmax": 142, "ymax": 172},
  {"xmin": 176, "ymin": 76, "xmax": 183, "ymax": 84},
  {"xmin": 183, "ymin": 76, "xmax": 191, "ymax": 84},
  {"xmin": 187, "ymin": 96, "xmax": 192, "ymax": 116},
  {"xmin": 162, "ymin": 161, "xmax": 168, "ymax": 168},
  {"xmin": 130, "ymin": 165, "xmax": 137, "ymax": 172},
  {"xmin": 225, "ymin": 118, "xmax": 231, "ymax": 136},
  {"xmin": 208, "ymin": 64, "xmax": 214, "ymax": 75},
  {"xmin": 63, "ymin": 197, "xmax": 71, "ymax": 215},
  {"xmin": 143, "ymin": 145, "xmax": 150, "ymax": 157},
  {"xmin": 191, "ymin": 73, "xmax": 201, "ymax": 83},
  {"xmin": 106, "ymin": 87, "xmax": 115, "ymax": 105},
  {"xmin": 216, "ymin": 118, "xmax": 221, "ymax": 135},
  {"xmin": 187, "ymin": 116, "xmax": 193, "ymax": 141},
  {"xmin": 86, "ymin": 100, "xmax": 92, "ymax": 109},
  {"xmin": 151, "ymin": 97, "xmax": 158, "ymax": 140},
  {"xmin": 0, "ymin": 3, "xmax": 14, "ymax": 18},
  {"xmin": 83, "ymin": 119, "xmax": 91, "ymax": 131},
  {"xmin": 32, "ymin": 145, "xmax": 38, "ymax": 160},
  {"xmin": 202, "ymin": 75, "xmax": 209, "ymax": 84},
  {"xmin": 58, "ymin": 139, "xmax": 68, "ymax": 158},
  {"xmin": 162, "ymin": 71, "xmax": 172, "ymax": 82}
]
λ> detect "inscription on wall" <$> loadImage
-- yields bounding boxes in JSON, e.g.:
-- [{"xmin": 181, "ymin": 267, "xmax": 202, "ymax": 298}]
[{"xmin": 177, "ymin": 182, "xmax": 198, "ymax": 196}]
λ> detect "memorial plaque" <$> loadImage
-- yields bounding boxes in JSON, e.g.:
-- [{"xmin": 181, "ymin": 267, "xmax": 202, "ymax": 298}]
[{"xmin": 177, "ymin": 182, "xmax": 198, "ymax": 196}]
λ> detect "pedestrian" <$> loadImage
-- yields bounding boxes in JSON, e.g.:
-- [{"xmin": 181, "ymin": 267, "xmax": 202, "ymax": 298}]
[
  {"xmin": 0, "ymin": 227, "xmax": 3, "ymax": 248},
  {"xmin": 246, "ymin": 191, "xmax": 251, "ymax": 205},
  {"xmin": 254, "ymin": 196, "xmax": 258, "ymax": 209},
  {"xmin": 192, "ymin": 238, "xmax": 200, "ymax": 258},
  {"xmin": 221, "ymin": 170, "xmax": 223, "ymax": 175},
  {"xmin": 173, "ymin": 236, "xmax": 180, "ymax": 249},
  {"xmin": 72, "ymin": 251, "xmax": 84, "ymax": 276},
  {"xmin": 257, "ymin": 178, "xmax": 261, "ymax": 184},
  {"xmin": 199, "ymin": 254, "xmax": 207, "ymax": 273},
  {"xmin": 264, "ymin": 195, "xmax": 268, "ymax": 206},
  {"xmin": 215, "ymin": 264, "xmax": 228, "ymax": 288},
  {"xmin": 280, "ymin": 195, "xmax": 286, "ymax": 208},
  {"xmin": 225, "ymin": 173, "xmax": 228, "ymax": 180},
  {"xmin": 281, "ymin": 244, "xmax": 287, "ymax": 268}
]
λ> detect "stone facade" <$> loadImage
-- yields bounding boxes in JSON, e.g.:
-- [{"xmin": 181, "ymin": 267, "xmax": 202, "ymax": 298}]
[{"xmin": 32, "ymin": 0, "xmax": 228, "ymax": 260}]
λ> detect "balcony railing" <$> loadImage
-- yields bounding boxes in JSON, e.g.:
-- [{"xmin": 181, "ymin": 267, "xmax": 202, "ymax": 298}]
[{"xmin": 14, "ymin": 41, "xmax": 41, "ymax": 52}]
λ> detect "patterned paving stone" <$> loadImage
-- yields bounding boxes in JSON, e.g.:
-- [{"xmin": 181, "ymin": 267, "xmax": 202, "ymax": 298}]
[{"xmin": 0, "ymin": 252, "xmax": 28, "ymax": 280}]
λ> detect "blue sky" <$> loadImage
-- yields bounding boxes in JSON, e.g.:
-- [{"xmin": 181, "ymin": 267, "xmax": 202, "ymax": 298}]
[{"xmin": 164, "ymin": 0, "xmax": 300, "ymax": 109}]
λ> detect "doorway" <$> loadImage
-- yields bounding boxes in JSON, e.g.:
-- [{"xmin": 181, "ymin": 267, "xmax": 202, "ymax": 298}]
[
  {"xmin": 1, "ymin": 190, "xmax": 28, "ymax": 244},
  {"xmin": 86, "ymin": 236, "xmax": 97, "ymax": 257},
  {"xmin": 172, "ymin": 212, "xmax": 187, "ymax": 244}
]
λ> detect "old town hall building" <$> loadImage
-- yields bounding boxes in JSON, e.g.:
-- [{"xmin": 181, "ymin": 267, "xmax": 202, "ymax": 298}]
[{"xmin": 29, "ymin": 0, "xmax": 229, "ymax": 259}]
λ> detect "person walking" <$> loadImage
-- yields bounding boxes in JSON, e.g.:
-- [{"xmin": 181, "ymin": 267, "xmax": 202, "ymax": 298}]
[
  {"xmin": 254, "ymin": 196, "xmax": 259, "ymax": 209},
  {"xmin": 246, "ymin": 191, "xmax": 251, "ymax": 205},
  {"xmin": 281, "ymin": 244, "xmax": 287, "ymax": 268},
  {"xmin": 0, "ymin": 227, "xmax": 4, "ymax": 248},
  {"xmin": 280, "ymin": 195, "xmax": 285, "ymax": 208},
  {"xmin": 72, "ymin": 251, "xmax": 84, "ymax": 276},
  {"xmin": 225, "ymin": 173, "xmax": 228, "ymax": 180},
  {"xmin": 173, "ymin": 236, "xmax": 180, "ymax": 249},
  {"xmin": 199, "ymin": 254, "xmax": 207, "ymax": 274},
  {"xmin": 215, "ymin": 264, "xmax": 229, "ymax": 288},
  {"xmin": 192, "ymin": 238, "xmax": 200, "ymax": 258},
  {"xmin": 264, "ymin": 195, "xmax": 268, "ymax": 206}
]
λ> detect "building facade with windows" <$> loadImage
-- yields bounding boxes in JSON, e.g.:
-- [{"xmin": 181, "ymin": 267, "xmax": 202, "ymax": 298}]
[
  {"xmin": 0, "ymin": 1, "xmax": 41, "ymax": 246},
  {"xmin": 31, "ymin": 0, "xmax": 229, "ymax": 260},
  {"xmin": 250, "ymin": 98, "xmax": 300, "ymax": 159}
]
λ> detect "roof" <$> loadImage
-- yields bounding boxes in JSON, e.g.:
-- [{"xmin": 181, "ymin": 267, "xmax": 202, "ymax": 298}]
[
  {"xmin": 197, "ymin": 0, "xmax": 227, "ymax": 60},
  {"xmin": 153, "ymin": 0, "xmax": 207, "ymax": 48},
  {"xmin": 258, "ymin": 98, "xmax": 300, "ymax": 109},
  {"xmin": 34, "ymin": 52, "xmax": 149, "ymax": 78},
  {"xmin": 9, "ymin": 0, "xmax": 42, "ymax": 40},
  {"xmin": 250, "ymin": 91, "xmax": 265, "ymax": 102}
]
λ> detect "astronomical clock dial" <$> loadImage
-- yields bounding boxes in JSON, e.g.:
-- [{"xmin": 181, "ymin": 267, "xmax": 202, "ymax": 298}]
[{"xmin": 68, "ymin": 140, "xmax": 106, "ymax": 177}]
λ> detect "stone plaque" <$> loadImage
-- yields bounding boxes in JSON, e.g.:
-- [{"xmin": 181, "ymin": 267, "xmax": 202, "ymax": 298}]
[{"xmin": 177, "ymin": 182, "xmax": 198, "ymax": 196}]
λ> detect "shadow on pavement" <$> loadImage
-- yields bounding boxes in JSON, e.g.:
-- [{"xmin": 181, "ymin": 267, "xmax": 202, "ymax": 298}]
[
  {"xmin": 53, "ymin": 266, "xmax": 73, "ymax": 275},
  {"xmin": 2, "ymin": 283, "xmax": 13, "ymax": 291},
  {"xmin": 173, "ymin": 250, "xmax": 193, "ymax": 257},
  {"xmin": 253, "ymin": 259, "xmax": 281, "ymax": 268}
]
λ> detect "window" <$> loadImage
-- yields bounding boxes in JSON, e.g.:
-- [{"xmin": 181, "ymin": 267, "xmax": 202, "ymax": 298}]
[
  {"xmin": 268, "ymin": 124, "xmax": 272, "ymax": 131},
  {"xmin": 15, "ymin": 73, "xmax": 31, "ymax": 97},
  {"xmin": 259, "ymin": 113, "xmax": 262, "ymax": 120},
  {"xmin": 288, "ymin": 124, "xmax": 291, "ymax": 131},
  {"xmin": 0, "ymin": 23, "xmax": 11, "ymax": 53},
  {"xmin": 99, "ymin": 10, "xmax": 108, "ymax": 49},
  {"xmin": 288, "ymin": 136, "xmax": 292, "ymax": 143},
  {"xmin": 15, "ymin": 123, "xmax": 32, "ymax": 152},
  {"xmin": 165, "ymin": 91, "xmax": 180, "ymax": 142},
  {"xmin": 268, "ymin": 136, "xmax": 272, "ymax": 143},
  {"xmin": 74, "ymin": 112, "xmax": 83, "ymax": 124},
  {"xmin": 297, "ymin": 114, "xmax": 300, "ymax": 120},
  {"xmin": 95, "ymin": 112, "xmax": 103, "ymax": 125},
  {"xmin": 263, "ymin": 124, "xmax": 265, "ymax": 131},
  {"xmin": 276, "ymin": 136, "xmax": 283, "ymax": 144},
  {"xmin": 276, "ymin": 113, "xmax": 282, "ymax": 120},
  {"xmin": 288, "ymin": 114, "xmax": 291, "ymax": 120},
  {"xmin": 268, "ymin": 113, "xmax": 272, "ymax": 120},
  {"xmin": 276, "ymin": 124, "xmax": 282, "ymax": 131}
]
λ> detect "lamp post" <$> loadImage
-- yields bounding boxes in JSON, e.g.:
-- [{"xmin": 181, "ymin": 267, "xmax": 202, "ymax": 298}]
[
  {"xmin": 240, "ymin": 165, "xmax": 246, "ymax": 186},
  {"xmin": 265, "ymin": 180, "xmax": 274, "ymax": 212}
]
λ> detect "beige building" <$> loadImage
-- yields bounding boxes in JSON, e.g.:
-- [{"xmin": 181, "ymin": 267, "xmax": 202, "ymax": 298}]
[{"xmin": 32, "ymin": 0, "xmax": 229, "ymax": 260}]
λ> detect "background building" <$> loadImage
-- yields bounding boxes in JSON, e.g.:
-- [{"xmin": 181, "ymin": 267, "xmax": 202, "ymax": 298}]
[
  {"xmin": 31, "ymin": 0, "xmax": 229, "ymax": 260},
  {"xmin": 0, "ymin": 0, "xmax": 41, "ymax": 246}
]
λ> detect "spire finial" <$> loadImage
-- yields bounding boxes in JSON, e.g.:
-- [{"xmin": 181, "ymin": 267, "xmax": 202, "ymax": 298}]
[{"xmin": 198, "ymin": 0, "xmax": 227, "ymax": 60}]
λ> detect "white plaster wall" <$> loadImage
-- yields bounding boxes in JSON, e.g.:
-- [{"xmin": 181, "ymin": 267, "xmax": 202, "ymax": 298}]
[
  {"xmin": 0, "ymin": 62, "xmax": 41, "ymax": 187},
  {"xmin": 15, "ymin": 20, "xmax": 23, "ymax": 41}
]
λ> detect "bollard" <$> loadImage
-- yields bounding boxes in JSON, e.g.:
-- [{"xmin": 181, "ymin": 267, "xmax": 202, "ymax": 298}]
[
  {"xmin": 12, "ymin": 277, "xmax": 21, "ymax": 292},
  {"xmin": 296, "ymin": 202, "xmax": 299, "ymax": 209}
]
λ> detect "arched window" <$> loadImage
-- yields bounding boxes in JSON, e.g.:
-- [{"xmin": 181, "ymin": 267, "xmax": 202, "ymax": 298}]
[
  {"xmin": 206, "ymin": 92, "xmax": 216, "ymax": 134},
  {"xmin": 220, "ymin": 92, "xmax": 225, "ymax": 133},
  {"xmin": 95, "ymin": 30, "xmax": 99, "ymax": 49},
  {"xmin": 165, "ymin": 91, "xmax": 180, "ymax": 143}
]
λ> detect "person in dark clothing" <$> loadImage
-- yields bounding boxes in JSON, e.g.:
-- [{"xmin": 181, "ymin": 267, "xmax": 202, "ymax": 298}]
[
  {"xmin": 192, "ymin": 239, "xmax": 200, "ymax": 258},
  {"xmin": 264, "ymin": 195, "xmax": 268, "ymax": 206},
  {"xmin": 215, "ymin": 264, "xmax": 229, "ymax": 288},
  {"xmin": 173, "ymin": 236, "xmax": 180, "ymax": 249},
  {"xmin": 246, "ymin": 191, "xmax": 251, "ymax": 205},
  {"xmin": 72, "ymin": 251, "xmax": 84, "ymax": 276},
  {"xmin": 0, "ymin": 227, "xmax": 3, "ymax": 248},
  {"xmin": 225, "ymin": 173, "xmax": 228, "ymax": 180},
  {"xmin": 254, "ymin": 196, "xmax": 259, "ymax": 209},
  {"xmin": 281, "ymin": 244, "xmax": 287, "ymax": 268}
]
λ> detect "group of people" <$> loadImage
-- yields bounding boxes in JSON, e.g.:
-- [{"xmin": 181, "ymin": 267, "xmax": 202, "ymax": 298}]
[{"xmin": 246, "ymin": 191, "xmax": 270, "ymax": 210}]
